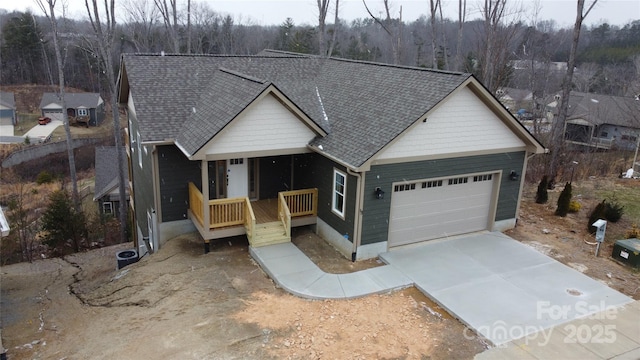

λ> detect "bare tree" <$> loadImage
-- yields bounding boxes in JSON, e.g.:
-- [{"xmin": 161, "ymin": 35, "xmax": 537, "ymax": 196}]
[
  {"xmin": 363, "ymin": 0, "xmax": 402, "ymax": 64},
  {"xmin": 548, "ymin": 0, "xmax": 599, "ymax": 183},
  {"xmin": 35, "ymin": 0, "xmax": 81, "ymax": 212},
  {"xmin": 454, "ymin": 0, "xmax": 467, "ymax": 71},
  {"xmin": 154, "ymin": 0, "xmax": 180, "ymax": 52},
  {"xmin": 85, "ymin": 0, "xmax": 129, "ymax": 244},
  {"xmin": 478, "ymin": 0, "xmax": 522, "ymax": 92},
  {"xmin": 121, "ymin": 0, "xmax": 161, "ymax": 52},
  {"xmin": 186, "ymin": 0, "xmax": 191, "ymax": 54},
  {"xmin": 429, "ymin": 0, "xmax": 440, "ymax": 68}
]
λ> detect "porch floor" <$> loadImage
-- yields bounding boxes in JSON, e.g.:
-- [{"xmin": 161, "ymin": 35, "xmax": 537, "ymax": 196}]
[{"xmin": 251, "ymin": 199, "xmax": 279, "ymax": 224}]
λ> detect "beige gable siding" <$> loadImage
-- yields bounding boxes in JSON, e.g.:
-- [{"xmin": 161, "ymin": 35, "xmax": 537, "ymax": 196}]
[
  {"xmin": 196, "ymin": 94, "xmax": 316, "ymax": 158},
  {"xmin": 376, "ymin": 86, "xmax": 525, "ymax": 161}
]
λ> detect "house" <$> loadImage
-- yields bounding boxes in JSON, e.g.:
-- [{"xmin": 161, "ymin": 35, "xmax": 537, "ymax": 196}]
[
  {"xmin": 496, "ymin": 87, "xmax": 533, "ymax": 112},
  {"xmin": 93, "ymin": 146, "xmax": 129, "ymax": 218},
  {"xmin": 117, "ymin": 51, "xmax": 545, "ymax": 259},
  {"xmin": 0, "ymin": 92, "xmax": 16, "ymax": 136},
  {"xmin": 40, "ymin": 92, "xmax": 105, "ymax": 127},
  {"xmin": 548, "ymin": 92, "xmax": 640, "ymax": 150}
]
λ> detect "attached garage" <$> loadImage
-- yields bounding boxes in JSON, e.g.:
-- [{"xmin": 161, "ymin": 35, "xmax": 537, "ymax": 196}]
[
  {"xmin": 388, "ymin": 172, "xmax": 498, "ymax": 248},
  {"xmin": 43, "ymin": 109, "xmax": 64, "ymax": 122}
]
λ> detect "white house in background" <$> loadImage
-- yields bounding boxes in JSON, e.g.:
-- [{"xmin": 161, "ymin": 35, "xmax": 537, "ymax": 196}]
[{"xmin": 0, "ymin": 92, "xmax": 16, "ymax": 136}]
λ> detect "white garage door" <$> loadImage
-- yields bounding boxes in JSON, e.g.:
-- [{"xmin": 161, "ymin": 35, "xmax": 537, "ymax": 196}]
[
  {"xmin": 43, "ymin": 110, "xmax": 64, "ymax": 122},
  {"xmin": 388, "ymin": 173, "xmax": 496, "ymax": 247}
]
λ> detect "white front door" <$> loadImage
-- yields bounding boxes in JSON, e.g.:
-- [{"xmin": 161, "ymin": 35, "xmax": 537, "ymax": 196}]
[{"xmin": 227, "ymin": 158, "xmax": 248, "ymax": 198}]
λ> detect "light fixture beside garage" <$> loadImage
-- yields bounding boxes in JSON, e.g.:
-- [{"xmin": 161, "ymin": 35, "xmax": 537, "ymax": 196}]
[
  {"xmin": 509, "ymin": 170, "xmax": 520, "ymax": 181},
  {"xmin": 374, "ymin": 187, "xmax": 385, "ymax": 199}
]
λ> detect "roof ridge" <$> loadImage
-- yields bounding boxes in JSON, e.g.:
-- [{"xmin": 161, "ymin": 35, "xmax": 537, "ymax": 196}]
[
  {"xmin": 218, "ymin": 67, "xmax": 267, "ymax": 84},
  {"xmin": 327, "ymin": 56, "xmax": 468, "ymax": 76}
]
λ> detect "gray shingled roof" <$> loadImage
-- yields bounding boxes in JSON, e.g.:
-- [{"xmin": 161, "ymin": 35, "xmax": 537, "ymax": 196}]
[
  {"xmin": 94, "ymin": 146, "xmax": 129, "ymax": 200},
  {"xmin": 40, "ymin": 92, "xmax": 102, "ymax": 109},
  {"xmin": 121, "ymin": 52, "xmax": 470, "ymax": 168},
  {"xmin": 0, "ymin": 92, "xmax": 15, "ymax": 109},
  {"xmin": 565, "ymin": 91, "xmax": 640, "ymax": 128}
]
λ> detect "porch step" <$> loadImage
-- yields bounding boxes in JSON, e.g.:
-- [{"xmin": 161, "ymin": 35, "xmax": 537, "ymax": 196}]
[{"xmin": 250, "ymin": 221, "xmax": 291, "ymax": 247}]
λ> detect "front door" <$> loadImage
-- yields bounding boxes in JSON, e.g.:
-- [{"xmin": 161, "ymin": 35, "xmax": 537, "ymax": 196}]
[{"xmin": 227, "ymin": 158, "xmax": 248, "ymax": 198}]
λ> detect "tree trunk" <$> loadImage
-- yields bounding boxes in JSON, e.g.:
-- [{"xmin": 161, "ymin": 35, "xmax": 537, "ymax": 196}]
[
  {"xmin": 38, "ymin": 0, "xmax": 81, "ymax": 212},
  {"xmin": 429, "ymin": 0, "xmax": 438, "ymax": 68},
  {"xmin": 548, "ymin": 0, "xmax": 598, "ymax": 182},
  {"xmin": 85, "ymin": 0, "xmax": 130, "ymax": 245},
  {"xmin": 455, "ymin": 0, "xmax": 466, "ymax": 71}
]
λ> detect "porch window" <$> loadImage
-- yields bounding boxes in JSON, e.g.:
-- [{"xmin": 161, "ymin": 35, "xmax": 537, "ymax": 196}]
[
  {"xmin": 77, "ymin": 108, "xmax": 88, "ymax": 116},
  {"xmin": 332, "ymin": 169, "xmax": 346, "ymax": 218}
]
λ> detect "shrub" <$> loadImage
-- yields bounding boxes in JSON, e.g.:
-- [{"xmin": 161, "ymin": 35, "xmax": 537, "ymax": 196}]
[
  {"xmin": 555, "ymin": 182, "xmax": 572, "ymax": 217},
  {"xmin": 535, "ymin": 176, "xmax": 549, "ymax": 204},
  {"xmin": 588, "ymin": 201, "xmax": 607, "ymax": 234},
  {"xmin": 36, "ymin": 170, "xmax": 54, "ymax": 185},
  {"xmin": 587, "ymin": 199, "xmax": 625, "ymax": 233},
  {"xmin": 604, "ymin": 199, "xmax": 624, "ymax": 223},
  {"xmin": 568, "ymin": 200, "xmax": 581, "ymax": 213}
]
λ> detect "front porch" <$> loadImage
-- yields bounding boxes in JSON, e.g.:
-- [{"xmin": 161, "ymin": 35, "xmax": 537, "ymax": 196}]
[{"xmin": 188, "ymin": 183, "xmax": 318, "ymax": 249}]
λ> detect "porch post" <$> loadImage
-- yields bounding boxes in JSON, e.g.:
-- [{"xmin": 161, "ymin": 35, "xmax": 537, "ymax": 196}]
[{"xmin": 202, "ymin": 159, "xmax": 210, "ymax": 253}]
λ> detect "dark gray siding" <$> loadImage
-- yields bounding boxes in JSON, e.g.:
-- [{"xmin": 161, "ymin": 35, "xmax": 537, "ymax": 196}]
[
  {"xmin": 295, "ymin": 153, "xmax": 357, "ymax": 242},
  {"xmin": 259, "ymin": 155, "xmax": 292, "ymax": 199},
  {"xmin": 157, "ymin": 145, "xmax": 201, "ymax": 222},
  {"xmin": 129, "ymin": 112, "xmax": 154, "ymax": 237},
  {"xmin": 361, "ymin": 152, "xmax": 525, "ymax": 245}
]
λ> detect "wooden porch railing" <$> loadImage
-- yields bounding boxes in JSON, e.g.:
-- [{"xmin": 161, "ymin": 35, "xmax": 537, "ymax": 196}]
[
  {"xmin": 244, "ymin": 197, "xmax": 256, "ymax": 241},
  {"xmin": 188, "ymin": 183, "xmax": 255, "ymax": 236},
  {"xmin": 189, "ymin": 182, "xmax": 204, "ymax": 227},
  {"xmin": 280, "ymin": 188, "xmax": 318, "ymax": 218},
  {"xmin": 278, "ymin": 193, "xmax": 292, "ymax": 239}
]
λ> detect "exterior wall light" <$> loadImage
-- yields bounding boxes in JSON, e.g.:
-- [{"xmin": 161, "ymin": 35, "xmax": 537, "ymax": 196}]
[
  {"xmin": 509, "ymin": 170, "xmax": 520, "ymax": 181},
  {"xmin": 375, "ymin": 187, "xmax": 385, "ymax": 199}
]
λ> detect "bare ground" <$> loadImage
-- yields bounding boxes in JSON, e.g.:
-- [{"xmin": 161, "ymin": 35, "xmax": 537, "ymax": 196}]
[{"xmin": 2, "ymin": 177, "xmax": 639, "ymax": 359}]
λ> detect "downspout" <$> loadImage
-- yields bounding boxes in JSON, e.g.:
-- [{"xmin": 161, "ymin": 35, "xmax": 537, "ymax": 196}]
[{"xmin": 347, "ymin": 168, "xmax": 364, "ymax": 262}]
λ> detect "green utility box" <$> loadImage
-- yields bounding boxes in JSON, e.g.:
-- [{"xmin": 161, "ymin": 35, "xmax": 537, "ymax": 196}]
[{"xmin": 612, "ymin": 238, "xmax": 640, "ymax": 268}]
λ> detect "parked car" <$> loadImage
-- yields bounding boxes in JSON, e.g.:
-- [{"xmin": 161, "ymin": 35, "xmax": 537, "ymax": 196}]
[{"xmin": 38, "ymin": 116, "xmax": 52, "ymax": 125}]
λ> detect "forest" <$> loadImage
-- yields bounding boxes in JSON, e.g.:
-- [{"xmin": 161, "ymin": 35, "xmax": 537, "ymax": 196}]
[{"xmin": 1, "ymin": 0, "xmax": 639, "ymax": 99}]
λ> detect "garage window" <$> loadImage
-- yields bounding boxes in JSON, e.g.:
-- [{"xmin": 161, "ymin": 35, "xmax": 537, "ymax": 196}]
[
  {"xmin": 473, "ymin": 174, "xmax": 493, "ymax": 182},
  {"xmin": 332, "ymin": 169, "xmax": 346, "ymax": 217},
  {"xmin": 422, "ymin": 180, "xmax": 443, "ymax": 188},
  {"xmin": 448, "ymin": 177, "xmax": 468, "ymax": 185},
  {"xmin": 394, "ymin": 183, "xmax": 416, "ymax": 192}
]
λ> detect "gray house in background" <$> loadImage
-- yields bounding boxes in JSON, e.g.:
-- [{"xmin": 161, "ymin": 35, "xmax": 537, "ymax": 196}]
[
  {"xmin": 94, "ymin": 146, "xmax": 129, "ymax": 218},
  {"xmin": 549, "ymin": 92, "xmax": 640, "ymax": 150},
  {"xmin": 0, "ymin": 92, "xmax": 17, "ymax": 136},
  {"xmin": 40, "ymin": 92, "xmax": 105, "ymax": 127},
  {"xmin": 117, "ymin": 51, "xmax": 545, "ymax": 259}
]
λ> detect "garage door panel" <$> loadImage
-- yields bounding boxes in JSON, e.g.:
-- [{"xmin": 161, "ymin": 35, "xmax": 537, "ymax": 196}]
[{"xmin": 388, "ymin": 174, "xmax": 495, "ymax": 247}]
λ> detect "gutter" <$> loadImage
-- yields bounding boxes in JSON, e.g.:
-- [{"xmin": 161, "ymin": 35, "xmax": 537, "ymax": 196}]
[{"xmin": 347, "ymin": 168, "xmax": 364, "ymax": 262}]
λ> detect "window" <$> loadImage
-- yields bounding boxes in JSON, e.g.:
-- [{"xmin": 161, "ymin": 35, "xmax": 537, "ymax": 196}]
[
  {"xmin": 230, "ymin": 158, "xmax": 243, "ymax": 165},
  {"xmin": 448, "ymin": 177, "xmax": 468, "ymax": 185},
  {"xmin": 77, "ymin": 108, "xmax": 88, "ymax": 116},
  {"xmin": 102, "ymin": 202, "xmax": 113, "ymax": 215},
  {"xmin": 394, "ymin": 183, "xmax": 416, "ymax": 192},
  {"xmin": 422, "ymin": 180, "xmax": 443, "ymax": 188},
  {"xmin": 332, "ymin": 169, "xmax": 346, "ymax": 217},
  {"xmin": 473, "ymin": 174, "xmax": 493, "ymax": 182},
  {"xmin": 600, "ymin": 131, "xmax": 608, "ymax": 138}
]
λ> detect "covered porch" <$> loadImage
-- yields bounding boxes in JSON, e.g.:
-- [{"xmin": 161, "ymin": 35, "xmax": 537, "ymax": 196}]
[{"xmin": 188, "ymin": 183, "xmax": 318, "ymax": 250}]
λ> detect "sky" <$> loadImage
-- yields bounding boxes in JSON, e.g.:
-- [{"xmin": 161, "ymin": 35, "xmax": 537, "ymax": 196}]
[{"xmin": 0, "ymin": 0, "xmax": 638, "ymax": 28}]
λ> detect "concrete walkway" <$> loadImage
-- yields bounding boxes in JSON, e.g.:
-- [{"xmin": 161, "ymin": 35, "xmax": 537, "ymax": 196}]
[
  {"xmin": 250, "ymin": 231, "xmax": 636, "ymax": 353},
  {"xmin": 23, "ymin": 120, "xmax": 62, "ymax": 143}
]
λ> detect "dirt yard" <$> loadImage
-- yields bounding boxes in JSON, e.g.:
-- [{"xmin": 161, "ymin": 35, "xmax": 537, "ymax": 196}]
[{"xmin": 2, "ymin": 177, "xmax": 639, "ymax": 359}]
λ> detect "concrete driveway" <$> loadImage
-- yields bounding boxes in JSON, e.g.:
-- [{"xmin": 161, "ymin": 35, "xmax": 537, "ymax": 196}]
[
  {"xmin": 379, "ymin": 232, "xmax": 633, "ymax": 346},
  {"xmin": 23, "ymin": 120, "xmax": 63, "ymax": 143}
]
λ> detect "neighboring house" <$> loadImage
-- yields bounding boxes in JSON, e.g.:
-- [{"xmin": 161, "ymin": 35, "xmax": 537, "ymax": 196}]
[
  {"xmin": 40, "ymin": 92, "xmax": 105, "ymax": 127},
  {"xmin": 496, "ymin": 87, "xmax": 533, "ymax": 112},
  {"xmin": 0, "ymin": 92, "xmax": 16, "ymax": 136},
  {"xmin": 117, "ymin": 51, "xmax": 545, "ymax": 259},
  {"xmin": 94, "ymin": 146, "xmax": 129, "ymax": 218},
  {"xmin": 548, "ymin": 91, "xmax": 640, "ymax": 150}
]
